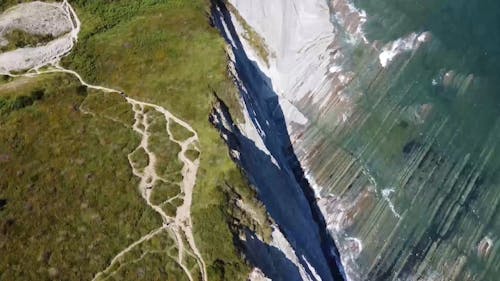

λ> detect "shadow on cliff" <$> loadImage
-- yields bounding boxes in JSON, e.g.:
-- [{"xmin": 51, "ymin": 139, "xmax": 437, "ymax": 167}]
[
  {"xmin": 243, "ymin": 230, "xmax": 302, "ymax": 281},
  {"xmin": 210, "ymin": 1, "xmax": 346, "ymax": 280}
]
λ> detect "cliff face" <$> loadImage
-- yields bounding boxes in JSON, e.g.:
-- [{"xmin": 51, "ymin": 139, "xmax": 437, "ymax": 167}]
[
  {"xmin": 213, "ymin": 0, "xmax": 499, "ymax": 281},
  {"xmin": 211, "ymin": 2, "xmax": 345, "ymax": 280}
]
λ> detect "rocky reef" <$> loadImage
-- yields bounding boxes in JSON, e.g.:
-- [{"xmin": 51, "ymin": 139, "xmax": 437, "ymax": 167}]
[{"xmin": 212, "ymin": 0, "xmax": 499, "ymax": 280}]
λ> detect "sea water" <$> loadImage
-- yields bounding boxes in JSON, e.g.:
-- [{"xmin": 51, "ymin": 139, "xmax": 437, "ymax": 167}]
[{"xmin": 296, "ymin": 0, "xmax": 500, "ymax": 280}]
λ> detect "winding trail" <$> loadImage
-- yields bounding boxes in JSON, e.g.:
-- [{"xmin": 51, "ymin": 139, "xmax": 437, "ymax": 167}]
[{"xmin": 0, "ymin": 1, "xmax": 207, "ymax": 280}]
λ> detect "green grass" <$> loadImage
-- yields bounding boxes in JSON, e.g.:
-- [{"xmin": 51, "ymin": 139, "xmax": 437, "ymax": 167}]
[
  {"xmin": 66, "ymin": 0, "xmax": 244, "ymax": 122},
  {"xmin": 81, "ymin": 89, "xmax": 135, "ymax": 126},
  {"xmin": 147, "ymin": 111, "xmax": 184, "ymax": 182},
  {"xmin": 1, "ymin": 29, "xmax": 55, "ymax": 52},
  {"xmin": 0, "ymin": 0, "xmax": 272, "ymax": 280},
  {"xmin": 129, "ymin": 147, "xmax": 149, "ymax": 173},
  {"xmin": 0, "ymin": 73, "xmax": 163, "ymax": 280},
  {"xmin": 186, "ymin": 148, "xmax": 201, "ymax": 162},
  {"xmin": 161, "ymin": 202, "xmax": 178, "ymax": 217},
  {"xmin": 150, "ymin": 182, "xmax": 181, "ymax": 206},
  {"xmin": 226, "ymin": 1, "xmax": 273, "ymax": 66},
  {"xmin": 93, "ymin": 230, "xmax": 190, "ymax": 281},
  {"xmin": 0, "ymin": 0, "xmax": 34, "ymax": 11},
  {"xmin": 63, "ymin": 0, "xmax": 271, "ymax": 279},
  {"xmin": 170, "ymin": 121, "xmax": 194, "ymax": 142},
  {"xmin": 0, "ymin": 88, "xmax": 45, "ymax": 115},
  {"xmin": 0, "ymin": 76, "xmax": 50, "ymax": 115}
]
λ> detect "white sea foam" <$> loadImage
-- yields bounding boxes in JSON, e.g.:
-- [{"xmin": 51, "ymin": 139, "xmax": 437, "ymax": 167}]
[
  {"xmin": 381, "ymin": 188, "xmax": 401, "ymax": 218},
  {"xmin": 338, "ymin": 73, "xmax": 352, "ymax": 85},
  {"xmin": 379, "ymin": 32, "xmax": 431, "ymax": 67},
  {"xmin": 345, "ymin": 237, "xmax": 363, "ymax": 258},
  {"xmin": 329, "ymin": 65, "xmax": 342, "ymax": 74},
  {"xmin": 304, "ymin": 171, "xmax": 324, "ymax": 198},
  {"xmin": 346, "ymin": 2, "xmax": 369, "ymax": 44}
]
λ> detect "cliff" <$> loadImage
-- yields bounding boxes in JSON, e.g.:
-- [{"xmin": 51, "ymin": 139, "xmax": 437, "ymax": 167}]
[{"xmin": 212, "ymin": 0, "xmax": 499, "ymax": 280}]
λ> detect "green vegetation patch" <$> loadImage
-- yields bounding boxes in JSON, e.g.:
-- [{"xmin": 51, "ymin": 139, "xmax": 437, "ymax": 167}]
[
  {"xmin": 0, "ymin": 73, "xmax": 163, "ymax": 280},
  {"xmin": 169, "ymin": 121, "xmax": 194, "ymax": 141},
  {"xmin": 110, "ymin": 251, "xmax": 190, "ymax": 281},
  {"xmin": 81, "ymin": 90, "xmax": 135, "ymax": 126},
  {"xmin": 1, "ymin": 29, "xmax": 55, "ymax": 52},
  {"xmin": 0, "ymin": 0, "xmax": 32, "ymax": 11},
  {"xmin": 0, "ymin": 76, "xmax": 48, "ymax": 115},
  {"xmin": 150, "ymin": 181, "xmax": 181, "ymax": 206},
  {"xmin": 225, "ymin": 1, "xmax": 273, "ymax": 67},
  {"xmin": 161, "ymin": 202, "xmax": 178, "ymax": 217},
  {"xmin": 146, "ymin": 110, "xmax": 184, "ymax": 182},
  {"xmin": 129, "ymin": 147, "xmax": 149, "ymax": 173},
  {"xmin": 0, "ymin": 89, "xmax": 44, "ymax": 114},
  {"xmin": 93, "ymin": 230, "xmax": 189, "ymax": 281},
  {"xmin": 186, "ymin": 148, "xmax": 200, "ymax": 162}
]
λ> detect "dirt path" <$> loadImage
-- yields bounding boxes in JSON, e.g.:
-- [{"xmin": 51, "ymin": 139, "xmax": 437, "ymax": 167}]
[
  {"xmin": 0, "ymin": 1, "xmax": 207, "ymax": 280},
  {"xmin": 89, "ymin": 97, "xmax": 205, "ymax": 281},
  {"xmin": 124, "ymin": 98, "xmax": 206, "ymax": 281}
]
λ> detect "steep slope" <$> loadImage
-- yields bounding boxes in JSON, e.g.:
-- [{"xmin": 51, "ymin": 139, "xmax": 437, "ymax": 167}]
[
  {"xmin": 212, "ymin": 1, "xmax": 346, "ymax": 281},
  {"xmin": 214, "ymin": 0, "xmax": 499, "ymax": 280}
]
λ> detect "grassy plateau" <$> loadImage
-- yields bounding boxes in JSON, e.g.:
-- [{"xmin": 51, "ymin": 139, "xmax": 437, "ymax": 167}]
[{"xmin": 0, "ymin": 0, "xmax": 270, "ymax": 280}]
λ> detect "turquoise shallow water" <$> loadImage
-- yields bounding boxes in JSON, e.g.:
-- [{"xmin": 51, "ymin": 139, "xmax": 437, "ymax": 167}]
[{"xmin": 292, "ymin": 0, "xmax": 500, "ymax": 280}]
